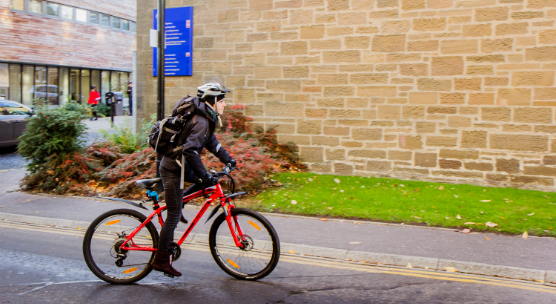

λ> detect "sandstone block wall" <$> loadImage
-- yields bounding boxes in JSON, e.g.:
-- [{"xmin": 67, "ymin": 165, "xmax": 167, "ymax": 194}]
[{"xmin": 137, "ymin": 0, "xmax": 556, "ymax": 191}]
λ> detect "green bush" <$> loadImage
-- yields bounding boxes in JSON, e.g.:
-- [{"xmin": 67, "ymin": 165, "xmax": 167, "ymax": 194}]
[
  {"xmin": 18, "ymin": 103, "xmax": 88, "ymax": 172},
  {"xmin": 95, "ymin": 102, "xmax": 112, "ymax": 117},
  {"xmin": 100, "ymin": 114, "xmax": 155, "ymax": 154}
]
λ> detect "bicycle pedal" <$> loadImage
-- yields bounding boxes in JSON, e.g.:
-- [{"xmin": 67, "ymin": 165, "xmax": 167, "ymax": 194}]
[{"xmin": 164, "ymin": 272, "xmax": 174, "ymax": 278}]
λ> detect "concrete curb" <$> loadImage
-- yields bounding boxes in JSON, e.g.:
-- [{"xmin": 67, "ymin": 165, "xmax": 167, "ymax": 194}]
[{"xmin": 0, "ymin": 211, "xmax": 554, "ymax": 285}]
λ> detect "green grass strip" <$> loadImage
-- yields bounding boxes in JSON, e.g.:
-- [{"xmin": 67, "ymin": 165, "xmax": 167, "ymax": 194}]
[{"xmin": 252, "ymin": 172, "xmax": 556, "ymax": 236}]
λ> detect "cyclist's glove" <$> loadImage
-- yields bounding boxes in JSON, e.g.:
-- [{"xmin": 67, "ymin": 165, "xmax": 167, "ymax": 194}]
[
  {"xmin": 227, "ymin": 159, "xmax": 237, "ymax": 169},
  {"xmin": 198, "ymin": 173, "xmax": 218, "ymax": 189}
]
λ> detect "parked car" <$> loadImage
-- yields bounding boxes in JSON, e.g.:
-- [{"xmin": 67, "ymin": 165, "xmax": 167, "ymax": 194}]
[{"xmin": 0, "ymin": 100, "xmax": 33, "ymax": 147}]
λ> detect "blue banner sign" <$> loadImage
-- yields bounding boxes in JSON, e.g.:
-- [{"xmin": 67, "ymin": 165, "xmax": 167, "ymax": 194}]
[{"xmin": 153, "ymin": 7, "xmax": 194, "ymax": 77}]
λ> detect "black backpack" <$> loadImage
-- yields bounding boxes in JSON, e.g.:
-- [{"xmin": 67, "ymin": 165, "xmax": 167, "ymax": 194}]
[{"xmin": 148, "ymin": 96, "xmax": 196, "ymax": 155}]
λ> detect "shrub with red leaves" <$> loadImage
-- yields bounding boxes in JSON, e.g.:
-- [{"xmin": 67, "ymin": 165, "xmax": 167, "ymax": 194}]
[
  {"xmin": 21, "ymin": 151, "xmax": 102, "ymax": 194},
  {"xmin": 22, "ymin": 103, "xmax": 303, "ymax": 198}
]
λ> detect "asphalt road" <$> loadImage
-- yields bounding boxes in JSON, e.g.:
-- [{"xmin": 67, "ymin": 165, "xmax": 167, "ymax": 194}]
[{"xmin": 1, "ymin": 221, "xmax": 555, "ymax": 303}]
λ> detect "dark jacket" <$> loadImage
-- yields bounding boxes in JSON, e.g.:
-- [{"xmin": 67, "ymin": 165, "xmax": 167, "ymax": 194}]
[{"xmin": 160, "ymin": 97, "xmax": 232, "ymax": 179}]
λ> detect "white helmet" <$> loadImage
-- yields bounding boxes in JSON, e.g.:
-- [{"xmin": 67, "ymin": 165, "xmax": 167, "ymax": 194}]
[{"xmin": 197, "ymin": 83, "xmax": 230, "ymax": 103}]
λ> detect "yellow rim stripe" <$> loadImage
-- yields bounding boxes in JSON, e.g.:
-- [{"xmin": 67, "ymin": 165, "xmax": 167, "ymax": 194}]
[
  {"xmin": 227, "ymin": 259, "xmax": 240, "ymax": 269},
  {"xmin": 122, "ymin": 267, "xmax": 138, "ymax": 274},
  {"xmin": 105, "ymin": 220, "xmax": 121, "ymax": 226},
  {"xmin": 248, "ymin": 220, "xmax": 261, "ymax": 231}
]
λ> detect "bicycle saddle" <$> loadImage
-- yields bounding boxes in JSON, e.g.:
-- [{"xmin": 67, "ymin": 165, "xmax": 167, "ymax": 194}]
[{"xmin": 135, "ymin": 178, "xmax": 162, "ymax": 189}]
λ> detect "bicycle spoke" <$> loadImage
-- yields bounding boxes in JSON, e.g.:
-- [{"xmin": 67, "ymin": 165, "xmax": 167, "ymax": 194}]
[
  {"xmin": 83, "ymin": 210, "xmax": 157, "ymax": 284},
  {"xmin": 212, "ymin": 212, "xmax": 278, "ymax": 278}
]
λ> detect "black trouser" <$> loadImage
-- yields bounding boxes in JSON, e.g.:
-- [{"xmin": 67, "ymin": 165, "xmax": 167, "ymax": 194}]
[
  {"xmin": 158, "ymin": 164, "xmax": 202, "ymax": 253},
  {"xmin": 90, "ymin": 104, "xmax": 98, "ymax": 119},
  {"xmin": 128, "ymin": 98, "xmax": 132, "ymax": 116}
]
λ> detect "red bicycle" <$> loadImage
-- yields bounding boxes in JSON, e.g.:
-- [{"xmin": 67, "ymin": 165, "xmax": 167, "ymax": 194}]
[{"xmin": 82, "ymin": 167, "xmax": 280, "ymax": 284}]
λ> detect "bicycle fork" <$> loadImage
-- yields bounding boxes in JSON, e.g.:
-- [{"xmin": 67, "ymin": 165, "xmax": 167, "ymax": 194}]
[{"xmin": 223, "ymin": 203, "xmax": 246, "ymax": 249}]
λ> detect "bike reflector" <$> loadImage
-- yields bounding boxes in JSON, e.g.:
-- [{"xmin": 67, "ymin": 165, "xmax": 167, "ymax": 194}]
[
  {"xmin": 247, "ymin": 220, "xmax": 261, "ymax": 231},
  {"xmin": 227, "ymin": 259, "xmax": 240, "ymax": 269},
  {"xmin": 105, "ymin": 220, "xmax": 121, "ymax": 226},
  {"xmin": 123, "ymin": 267, "xmax": 138, "ymax": 274}
]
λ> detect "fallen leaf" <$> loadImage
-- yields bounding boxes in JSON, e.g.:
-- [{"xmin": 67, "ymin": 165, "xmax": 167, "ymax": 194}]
[
  {"xmin": 500, "ymin": 217, "xmax": 505, "ymax": 219},
  {"xmin": 340, "ymin": 190, "xmax": 344, "ymax": 193},
  {"xmin": 288, "ymin": 250, "xmax": 295, "ymax": 254},
  {"xmin": 522, "ymin": 231, "xmax": 529, "ymax": 239},
  {"xmin": 406, "ymin": 263, "xmax": 413, "ymax": 269},
  {"xmin": 328, "ymin": 207, "xmax": 334, "ymax": 210},
  {"xmin": 464, "ymin": 222, "xmax": 475, "ymax": 225},
  {"xmin": 349, "ymin": 242, "xmax": 362, "ymax": 244},
  {"xmin": 460, "ymin": 229, "xmax": 471, "ymax": 234},
  {"xmin": 438, "ymin": 186, "xmax": 444, "ymax": 190},
  {"xmin": 456, "ymin": 215, "xmax": 462, "ymax": 220},
  {"xmin": 413, "ymin": 216, "xmax": 421, "ymax": 219},
  {"xmin": 480, "ymin": 200, "xmax": 491, "ymax": 202},
  {"xmin": 444, "ymin": 267, "xmax": 457, "ymax": 273},
  {"xmin": 320, "ymin": 218, "xmax": 328, "ymax": 221},
  {"xmin": 291, "ymin": 200, "xmax": 297, "ymax": 205},
  {"xmin": 454, "ymin": 195, "xmax": 458, "ymax": 198},
  {"xmin": 476, "ymin": 223, "xmax": 484, "ymax": 226},
  {"xmin": 527, "ymin": 213, "xmax": 534, "ymax": 216},
  {"xmin": 484, "ymin": 237, "xmax": 490, "ymax": 240},
  {"xmin": 485, "ymin": 221, "xmax": 498, "ymax": 227},
  {"xmin": 334, "ymin": 178, "xmax": 341, "ymax": 184}
]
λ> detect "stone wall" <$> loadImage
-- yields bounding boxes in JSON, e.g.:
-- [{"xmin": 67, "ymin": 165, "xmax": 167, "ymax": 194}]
[
  {"xmin": 0, "ymin": 0, "xmax": 136, "ymax": 71},
  {"xmin": 136, "ymin": 0, "xmax": 556, "ymax": 191}
]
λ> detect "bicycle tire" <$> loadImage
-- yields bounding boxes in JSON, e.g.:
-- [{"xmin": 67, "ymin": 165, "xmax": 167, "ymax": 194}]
[
  {"xmin": 82, "ymin": 209, "xmax": 159, "ymax": 285},
  {"xmin": 209, "ymin": 208, "xmax": 280, "ymax": 280}
]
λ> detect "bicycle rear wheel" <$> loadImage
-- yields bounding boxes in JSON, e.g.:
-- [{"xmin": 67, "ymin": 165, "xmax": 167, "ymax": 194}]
[
  {"xmin": 82, "ymin": 209, "xmax": 159, "ymax": 284},
  {"xmin": 209, "ymin": 208, "xmax": 280, "ymax": 280}
]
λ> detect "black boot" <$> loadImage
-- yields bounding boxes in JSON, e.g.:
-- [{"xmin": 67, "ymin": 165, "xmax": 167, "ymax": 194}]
[{"xmin": 152, "ymin": 251, "xmax": 182, "ymax": 277}]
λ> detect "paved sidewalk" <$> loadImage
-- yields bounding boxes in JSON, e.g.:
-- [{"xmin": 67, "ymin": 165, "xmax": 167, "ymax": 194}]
[{"xmin": 3, "ymin": 168, "xmax": 556, "ymax": 283}]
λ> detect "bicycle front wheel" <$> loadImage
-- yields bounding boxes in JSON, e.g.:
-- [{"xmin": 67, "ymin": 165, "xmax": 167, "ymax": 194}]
[
  {"xmin": 209, "ymin": 208, "xmax": 280, "ymax": 280},
  {"xmin": 82, "ymin": 209, "xmax": 159, "ymax": 284}
]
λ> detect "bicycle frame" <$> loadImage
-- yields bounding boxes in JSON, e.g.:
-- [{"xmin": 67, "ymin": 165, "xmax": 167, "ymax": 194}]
[{"xmin": 120, "ymin": 183, "xmax": 246, "ymax": 252}]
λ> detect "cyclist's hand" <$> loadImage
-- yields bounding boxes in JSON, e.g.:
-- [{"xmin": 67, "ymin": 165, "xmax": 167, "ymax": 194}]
[
  {"xmin": 227, "ymin": 159, "xmax": 237, "ymax": 169},
  {"xmin": 199, "ymin": 173, "xmax": 218, "ymax": 188}
]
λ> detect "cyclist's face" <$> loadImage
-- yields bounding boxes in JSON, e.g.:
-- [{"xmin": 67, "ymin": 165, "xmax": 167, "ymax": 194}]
[{"xmin": 216, "ymin": 99, "xmax": 226, "ymax": 115}]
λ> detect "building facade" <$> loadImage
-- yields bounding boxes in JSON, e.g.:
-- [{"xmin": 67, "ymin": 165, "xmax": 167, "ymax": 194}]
[
  {"xmin": 136, "ymin": 0, "xmax": 556, "ymax": 191},
  {"xmin": 0, "ymin": 0, "xmax": 137, "ymax": 106}
]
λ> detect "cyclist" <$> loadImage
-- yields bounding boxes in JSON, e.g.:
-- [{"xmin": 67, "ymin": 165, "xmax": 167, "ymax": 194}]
[{"xmin": 153, "ymin": 83, "xmax": 236, "ymax": 277}]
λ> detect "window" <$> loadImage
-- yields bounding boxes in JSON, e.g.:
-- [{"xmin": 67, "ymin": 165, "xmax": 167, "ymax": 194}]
[
  {"xmin": 88, "ymin": 12, "xmax": 99, "ymax": 24},
  {"xmin": 61, "ymin": 6, "xmax": 74, "ymax": 20},
  {"xmin": 22, "ymin": 66, "xmax": 34, "ymax": 106},
  {"xmin": 75, "ymin": 8, "xmax": 87, "ymax": 22},
  {"xmin": 10, "ymin": 0, "xmax": 24, "ymax": 10},
  {"xmin": 47, "ymin": 67, "xmax": 59, "ymax": 105},
  {"xmin": 122, "ymin": 20, "xmax": 129, "ymax": 31},
  {"xmin": 46, "ymin": 2, "xmax": 59, "ymax": 16},
  {"xmin": 130, "ymin": 22, "xmax": 136, "ymax": 33},
  {"xmin": 100, "ymin": 14, "xmax": 110, "ymax": 26},
  {"xmin": 9, "ymin": 65, "xmax": 21, "ymax": 103},
  {"xmin": 59, "ymin": 68, "xmax": 69, "ymax": 105},
  {"xmin": 112, "ymin": 17, "xmax": 121, "ymax": 29},
  {"xmin": 29, "ymin": 0, "xmax": 42, "ymax": 14}
]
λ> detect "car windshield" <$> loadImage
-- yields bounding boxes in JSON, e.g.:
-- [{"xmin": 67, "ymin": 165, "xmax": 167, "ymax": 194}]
[{"xmin": 4, "ymin": 102, "xmax": 32, "ymax": 115}]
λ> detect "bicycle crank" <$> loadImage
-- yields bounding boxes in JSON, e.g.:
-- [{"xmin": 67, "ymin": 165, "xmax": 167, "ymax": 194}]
[{"xmin": 169, "ymin": 242, "xmax": 182, "ymax": 262}]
